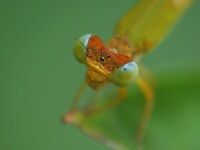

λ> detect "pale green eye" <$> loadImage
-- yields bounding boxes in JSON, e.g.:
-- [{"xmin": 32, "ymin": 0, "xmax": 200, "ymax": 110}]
[
  {"xmin": 73, "ymin": 34, "xmax": 92, "ymax": 64},
  {"xmin": 110, "ymin": 61, "xmax": 139, "ymax": 87}
]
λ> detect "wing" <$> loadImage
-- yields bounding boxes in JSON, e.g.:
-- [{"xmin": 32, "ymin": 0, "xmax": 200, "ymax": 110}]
[{"xmin": 114, "ymin": 0, "xmax": 192, "ymax": 53}]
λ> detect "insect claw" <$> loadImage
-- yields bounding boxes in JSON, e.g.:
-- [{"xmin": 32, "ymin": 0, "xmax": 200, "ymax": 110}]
[{"xmin": 61, "ymin": 110, "xmax": 76, "ymax": 124}]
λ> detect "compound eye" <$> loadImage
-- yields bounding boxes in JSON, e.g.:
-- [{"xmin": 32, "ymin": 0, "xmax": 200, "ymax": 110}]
[
  {"xmin": 73, "ymin": 34, "xmax": 92, "ymax": 64},
  {"xmin": 110, "ymin": 61, "xmax": 139, "ymax": 87}
]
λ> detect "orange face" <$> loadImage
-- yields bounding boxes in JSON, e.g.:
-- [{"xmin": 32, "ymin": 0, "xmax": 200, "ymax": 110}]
[
  {"xmin": 85, "ymin": 35, "xmax": 133, "ymax": 89},
  {"xmin": 87, "ymin": 36, "xmax": 133, "ymax": 71}
]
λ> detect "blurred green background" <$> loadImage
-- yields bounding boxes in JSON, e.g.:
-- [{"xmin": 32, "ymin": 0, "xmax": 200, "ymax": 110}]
[{"xmin": 0, "ymin": 0, "xmax": 200, "ymax": 150}]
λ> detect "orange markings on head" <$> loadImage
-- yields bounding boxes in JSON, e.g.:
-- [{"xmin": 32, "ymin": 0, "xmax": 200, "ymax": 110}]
[
  {"xmin": 113, "ymin": 54, "xmax": 132, "ymax": 68},
  {"xmin": 87, "ymin": 35, "xmax": 133, "ymax": 72}
]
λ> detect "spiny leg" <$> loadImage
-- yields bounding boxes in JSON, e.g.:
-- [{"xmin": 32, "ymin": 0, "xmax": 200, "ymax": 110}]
[
  {"xmin": 85, "ymin": 88, "xmax": 127, "ymax": 116},
  {"xmin": 135, "ymin": 76, "xmax": 154, "ymax": 148},
  {"xmin": 62, "ymin": 80, "xmax": 87, "ymax": 123},
  {"xmin": 69, "ymin": 80, "xmax": 87, "ymax": 112}
]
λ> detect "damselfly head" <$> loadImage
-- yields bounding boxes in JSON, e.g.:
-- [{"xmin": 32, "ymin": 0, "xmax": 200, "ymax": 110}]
[{"xmin": 73, "ymin": 34, "xmax": 139, "ymax": 89}]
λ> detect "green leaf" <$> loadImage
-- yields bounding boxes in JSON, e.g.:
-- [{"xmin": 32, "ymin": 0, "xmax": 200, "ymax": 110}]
[
  {"xmin": 114, "ymin": 0, "xmax": 192, "ymax": 53},
  {"xmin": 65, "ymin": 58, "xmax": 200, "ymax": 150}
]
